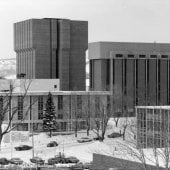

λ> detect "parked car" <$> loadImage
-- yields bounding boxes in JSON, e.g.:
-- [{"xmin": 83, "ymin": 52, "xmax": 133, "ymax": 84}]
[
  {"xmin": 93, "ymin": 136, "xmax": 103, "ymax": 141},
  {"xmin": 70, "ymin": 162, "xmax": 84, "ymax": 170},
  {"xmin": 107, "ymin": 132, "xmax": 122, "ymax": 138},
  {"xmin": 0, "ymin": 158, "xmax": 10, "ymax": 165},
  {"xmin": 47, "ymin": 141, "xmax": 58, "ymax": 147},
  {"xmin": 48, "ymin": 155, "xmax": 65, "ymax": 165},
  {"xmin": 83, "ymin": 162, "xmax": 93, "ymax": 169},
  {"xmin": 9, "ymin": 157, "xmax": 23, "ymax": 165},
  {"xmin": 77, "ymin": 137, "xmax": 93, "ymax": 143},
  {"xmin": 30, "ymin": 157, "xmax": 45, "ymax": 165},
  {"xmin": 65, "ymin": 156, "xmax": 79, "ymax": 163},
  {"xmin": 48, "ymin": 157, "xmax": 58, "ymax": 165},
  {"xmin": 15, "ymin": 145, "xmax": 32, "ymax": 151}
]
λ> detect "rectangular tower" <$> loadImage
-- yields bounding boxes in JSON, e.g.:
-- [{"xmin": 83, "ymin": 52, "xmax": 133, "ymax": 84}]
[{"xmin": 14, "ymin": 18, "xmax": 88, "ymax": 91}]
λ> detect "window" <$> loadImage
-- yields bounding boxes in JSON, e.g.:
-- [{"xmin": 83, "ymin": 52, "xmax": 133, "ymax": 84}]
[
  {"xmin": 76, "ymin": 95, "xmax": 82, "ymax": 118},
  {"xmin": 154, "ymin": 109, "xmax": 160, "ymax": 121},
  {"xmin": 38, "ymin": 96, "xmax": 43, "ymax": 119},
  {"xmin": 161, "ymin": 55, "xmax": 168, "ymax": 59},
  {"xmin": 58, "ymin": 95, "xmax": 63, "ymax": 110},
  {"xmin": 77, "ymin": 95, "xmax": 82, "ymax": 110},
  {"xmin": 56, "ymin": 50, "xmax": 59, "ymax": 78},
  {"xmin": 18, "ymin": 96, "xmax": 23, "ymax": 120},
  {"xmin": 0, "ymin": 96, "xmax": 3, "ymax": 115},
  {"xmin": 135, "ymin": 60, "xmax": 138, "ymax": 105},
  {"xmin": 106, "ymin": 59, "xmax": 110, "ymax": 88},
  {"xmin": 139, "ymin": 55, "xmax": 146, "ymax": 58},
  {"xmin": 115, "ymin": 54, "xmax": 123, "ymax": 58},
  {"xmin": 147, "ymin": 109, "xmax": 153, "ymax": 120},
  {"xmin": 95, "ymin": 96, "xmax": 100, "ymax": 117},
  {"xmin": 128, "ymin": 55, "xmax": 134, "ymax": 58},
  {"xmin": 107, "ymin": 96, "xmax": 111, "ymax": 115},
  {"xmin": 58, "ymin": 114, "xmax": 63, "ymax": 119},
  {"xmin": 150, "ymin": 55, "xmax": 157, "ymax": 58}
]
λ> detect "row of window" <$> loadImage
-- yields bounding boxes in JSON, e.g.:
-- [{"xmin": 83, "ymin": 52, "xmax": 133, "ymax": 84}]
[
  {"xmin": 114, "ymin": 54, "xmax": 168, "ymax": 59},
  {"xmin": 0, "ymin": 95, "xmax": 106, "ymax": 121},
  {"xmin": 0, "ymin": 95, "xmax": 64, "ymax": 120},
  {"xmin": 138, "ymin": 133, "xmax": 170, "ymax": 148},
  {"xmin": 137, "ymin": 109, "xmax": 170, "ymax": 121}
]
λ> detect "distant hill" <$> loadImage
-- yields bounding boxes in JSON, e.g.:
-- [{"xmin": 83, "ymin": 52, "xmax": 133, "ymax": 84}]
[
  {"xmin": 0, "ymin": 58, "xmax": 16, "ymax": 79},
  {"xmin": 0, "ymin": 58, "xmax": 89, "ymax": 80}
]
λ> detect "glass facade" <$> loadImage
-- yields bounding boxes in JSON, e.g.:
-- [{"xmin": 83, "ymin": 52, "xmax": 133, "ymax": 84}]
[
  {"xmin": 0, "ymin": 96, "xmax": 3, "ymax": 116},
  {"xmin": 58, "ymin": 95, "xmax": 63, "ymax": 110},
  {"xmin": 38, "ymin": 96, "xmax": 43, "ymax": 119},
  {"xmin": 18, "ymin": 96, "xmax": 23, "ymax": 120},
  {"xmin": 137, "ymin": 106, "xmax": 170, "ymax": 148}
]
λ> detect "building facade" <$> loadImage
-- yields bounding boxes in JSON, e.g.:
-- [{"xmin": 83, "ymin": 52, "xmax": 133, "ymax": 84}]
[
  {"xmin": 1, "ymin": 91, "xmax": 110, "ymax": 132},
  {"xmin": 136, "ymin": 106, "xmax": 170, "ymax": 148},
  {"xmin": 89, "ymin": 42, "xmax": 170, "ymax": 114},
  {"xmin": 14, "ymin": 18, "xmax": 88, "ymax": 91}
]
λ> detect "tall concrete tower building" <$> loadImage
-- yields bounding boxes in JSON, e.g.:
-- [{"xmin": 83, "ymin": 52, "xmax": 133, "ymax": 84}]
[{"xmin": 14, "ymin": 18, "xmax": 88, "ymax": 91}]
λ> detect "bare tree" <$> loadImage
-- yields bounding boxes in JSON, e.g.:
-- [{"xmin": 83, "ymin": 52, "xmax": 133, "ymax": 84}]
[
  {"xmin": 150, "ymin": 114, "xmax": 170, "ymax": 170},
  {"xmin": 111, "ymin": 84, "xmax": 122, "ymax": 127},
  {"xmin": 120, "ymin": 115, "xmax": 129, "ymax": 140},
  {"xmin": 118, "ymin": 113, "xmax": 170, "ymax": 170},
  {"xmin": 0, "ymin": 79, "xmax": 32, "ymax": 145},
  {"xmin": 84, "ymin": 93, "xmax": 91, "ymax": 136},
  {"xmin": 92, "ymin": 95, "xmax": 111, "ymax": 141},
  {"xmin": 113, "ymin": 116, "xmax": 120, "ymax": 127},
  {"xmin": 117, "ymin": 120, "xmax": 153, "ymax": 170},
  {"xmin": 111, "ymin": 83, "xmax": 134, "ymax": 140},
  {"xmin": 70, "ymin": 95, "xmax": 78, "ymax": 137}
]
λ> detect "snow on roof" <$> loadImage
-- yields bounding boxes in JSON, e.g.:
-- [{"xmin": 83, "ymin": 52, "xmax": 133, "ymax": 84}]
[{"xmin": 136, "ymin": 106, "xmax": 170, "ymax": 109}]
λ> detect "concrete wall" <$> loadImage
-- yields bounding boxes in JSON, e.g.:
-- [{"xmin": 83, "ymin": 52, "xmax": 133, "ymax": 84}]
[
  {"xmin": 89, "ymin": 42, "xmax": 170, "ymax": 60},
  {"xmin": 0, "ymin": 79, "xmax": 60, "ymax": 92},
  {"xmin": 92, "ymin": 154, "xmax": 165, "ymax": 170},
  {"xmin": 14, "ymin": 19, "xmax": 35, "ymax": 79}
]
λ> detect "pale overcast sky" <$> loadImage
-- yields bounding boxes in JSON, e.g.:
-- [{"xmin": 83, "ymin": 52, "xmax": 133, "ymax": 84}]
[{"xmin": 0, "ymin": 0, "xmax": 170, "ymax": 59}]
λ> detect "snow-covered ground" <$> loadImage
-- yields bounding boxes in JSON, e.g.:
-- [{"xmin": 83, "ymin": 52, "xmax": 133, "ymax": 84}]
[
  {"xmin": 0, "ymin": 118, "xmax": 124, "ymax": 163},
  {"xmin": 0, "ymin": 130, "xmax": 114, "ymax": 164},
  {"xmin": 0, "ymin": 118, "xmax": 166, "ymax": 168}
]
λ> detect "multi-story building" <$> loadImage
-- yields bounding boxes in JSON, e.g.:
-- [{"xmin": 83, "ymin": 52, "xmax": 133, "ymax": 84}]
[
  {"xmin": 136, "ymin": 106, "xmax": 170, "ymax": 148},
  {"xmin": 1, "ymin": 90, "xmax": 110, "ymax": 132},
  {"xmin": 89, "ymin": 42, "xmax": 170, "ymax": 115},
  {"xmin": 14, "ymin": 18, "xmax": 88, "ymax": 91}
]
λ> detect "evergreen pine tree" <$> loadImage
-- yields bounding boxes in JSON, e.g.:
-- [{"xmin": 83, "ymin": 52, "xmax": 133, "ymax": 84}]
[{"xmin": 43, "ymin": 92, "xmax": 56, "ymax": 137}]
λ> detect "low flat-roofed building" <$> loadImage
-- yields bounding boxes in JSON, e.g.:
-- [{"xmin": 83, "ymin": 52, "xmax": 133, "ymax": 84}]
[
  {"xmin": 0, "ymin": 90, "xmax": 110, "ymax": 132},
  {"xmin": 136, "ymin": 106, "xmax": 170, "ymax": 148},
  {"xmin": 0, "ymin": 79, "xmax": 60, "ymax": 92}
]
